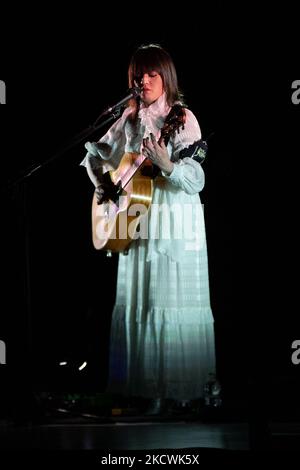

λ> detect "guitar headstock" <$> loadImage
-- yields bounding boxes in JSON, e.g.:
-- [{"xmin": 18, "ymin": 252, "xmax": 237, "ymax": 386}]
[{"xmin": 161, "ymin": 104, "xmax": 186, "ymax": 145}]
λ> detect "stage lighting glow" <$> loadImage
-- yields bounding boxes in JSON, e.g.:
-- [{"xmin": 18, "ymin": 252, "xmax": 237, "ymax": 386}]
[{"xmin": 78, "ymin": 361, "xmax": 87, "ymax": 371}]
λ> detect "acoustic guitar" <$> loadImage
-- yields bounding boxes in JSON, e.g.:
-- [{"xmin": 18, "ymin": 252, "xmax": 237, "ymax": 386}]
[{"xmin": 91, "ymin": 105, "xmax": 207, "ymax": 253}]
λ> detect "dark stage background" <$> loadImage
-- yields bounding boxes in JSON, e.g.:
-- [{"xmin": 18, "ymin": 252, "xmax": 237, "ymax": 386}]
[{"xmin": 1, "ymin": 2, "xmax": 299, "ymax": 437}]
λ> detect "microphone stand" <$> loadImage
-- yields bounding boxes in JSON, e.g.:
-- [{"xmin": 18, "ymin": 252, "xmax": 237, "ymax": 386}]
[
  {"xmin": 2, "ymin": 100, "xmax": 129, "ymax": 419},
  {"xmin": 7, "ymin": 109, "xmax": 122, "ymax": 187},
  {"xmin": 8, "ymin": 86, "xmax": 142, "ymax": 186},
  {"xmin": 5, "ymin": 86, "xmax": 141, "ymax": 187}
]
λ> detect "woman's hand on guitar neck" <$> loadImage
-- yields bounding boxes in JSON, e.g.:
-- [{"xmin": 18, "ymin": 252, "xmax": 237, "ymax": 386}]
[{"xmin": 142, "ymin": 133, "xmax": 174, "ymax": 176}]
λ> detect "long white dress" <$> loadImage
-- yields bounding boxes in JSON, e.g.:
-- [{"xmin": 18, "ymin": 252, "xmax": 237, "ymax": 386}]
[{"xmin": 81, "ymin": 93, "xmax": 216, "ymax": 400}]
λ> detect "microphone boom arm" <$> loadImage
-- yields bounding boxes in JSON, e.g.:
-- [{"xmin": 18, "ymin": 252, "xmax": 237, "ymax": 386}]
[
  {"xmin": 3, "ymin": 87, "xmax": 142, "ymax": 189},
  {"xmin": 96, "ymin": 86, "xmax": 142, "ymax": 122}
]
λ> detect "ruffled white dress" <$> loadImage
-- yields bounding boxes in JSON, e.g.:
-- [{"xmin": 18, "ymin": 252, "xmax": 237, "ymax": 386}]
[{"xmin": 81, "ymin": 93, "xmax": 215, "ymax": 400}]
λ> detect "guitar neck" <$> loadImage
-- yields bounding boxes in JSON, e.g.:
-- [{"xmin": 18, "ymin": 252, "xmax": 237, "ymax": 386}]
[{"xmin": 116, "ymin": 153, "xmax": 147, "ymax": 189}]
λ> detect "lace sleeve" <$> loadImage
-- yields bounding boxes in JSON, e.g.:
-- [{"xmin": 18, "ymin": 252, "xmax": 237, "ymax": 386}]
[{"xmin": 80, "ymin": 107, "xmax": 132, "ymax": 172}]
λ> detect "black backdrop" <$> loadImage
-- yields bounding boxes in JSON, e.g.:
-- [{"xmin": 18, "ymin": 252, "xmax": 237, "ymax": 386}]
[{"xmin": 1, "ymin": 2, "xmax": 299, "ymax": 424}]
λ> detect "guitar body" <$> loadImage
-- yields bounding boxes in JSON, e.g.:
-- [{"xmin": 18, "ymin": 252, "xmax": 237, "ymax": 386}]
[
  {"xmin": 91, "ymin": 104, "xmax": 191, "ymax": 253},
  {"xmin": 92, "ymin": 152, "xmax": 153, "ymax": 252}
]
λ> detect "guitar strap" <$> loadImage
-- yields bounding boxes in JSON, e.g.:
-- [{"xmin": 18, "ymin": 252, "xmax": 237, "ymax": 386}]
[
  {"xmin": 178, "ymin": 139, "xmax": 208, "ymax": 165},
  {"xmin": 167, "ymin": 105, "xmax": 208, "ymax": 165},
  {"xmin": 163, "ymin": 104, "xmax": 209, "ymax": 165}
]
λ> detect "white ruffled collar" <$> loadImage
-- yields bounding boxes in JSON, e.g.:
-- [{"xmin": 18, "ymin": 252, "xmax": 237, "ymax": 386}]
[{"xmin": 138, "ymin": 92, "xmax": 170, "ymax": 125}]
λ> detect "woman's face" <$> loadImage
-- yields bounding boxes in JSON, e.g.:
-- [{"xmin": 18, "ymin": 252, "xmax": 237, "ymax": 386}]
[{"xmin": 137, "ymin": 71, "xmax": 164, "ymax": 106}]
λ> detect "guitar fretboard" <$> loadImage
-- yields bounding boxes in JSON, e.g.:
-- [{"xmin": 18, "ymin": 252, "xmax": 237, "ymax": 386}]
[{"xmin": 117, "ymin": 153, "xmax": 147, "ymax": 189}]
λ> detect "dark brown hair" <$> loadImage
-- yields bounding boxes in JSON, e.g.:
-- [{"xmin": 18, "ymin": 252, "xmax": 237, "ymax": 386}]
[{"xmin": 128, "ymin": 43, "xmax": 184, "ymax": 118}]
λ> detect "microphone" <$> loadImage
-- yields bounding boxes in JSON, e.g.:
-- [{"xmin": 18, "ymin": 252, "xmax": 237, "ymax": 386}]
[{"xmin": 102, "ymin": 86, "xmax": 142, "ymax": 116}]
